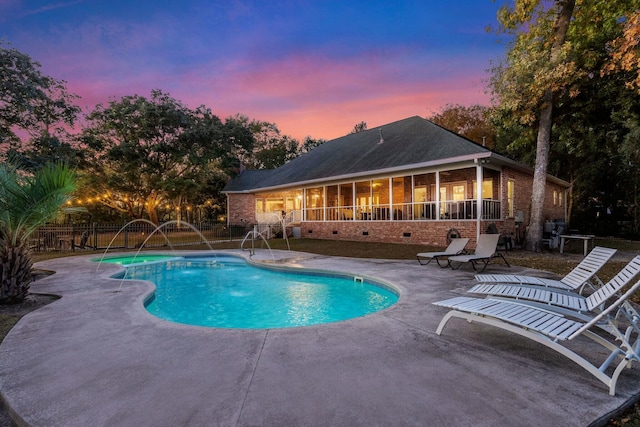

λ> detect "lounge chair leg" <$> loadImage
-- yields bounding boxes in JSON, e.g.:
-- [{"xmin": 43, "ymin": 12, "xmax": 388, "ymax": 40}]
[
  {"xmin": 435, "ymin": 311, "xmax": 457, "ymax": 335},
  {"xmin": 417, "ymin": 257, "xmax": 433, "ymax": 266},
  {"xmin": 472, "ymin": 261, "xmax": 489, "ymax": 273},
  {"xmin": 498, "ymin": 253, "xmax": 510, "ymax": 267},
  {"xmin": 436, "ymin": 258, "xmax": 450, "ymax": 268}
]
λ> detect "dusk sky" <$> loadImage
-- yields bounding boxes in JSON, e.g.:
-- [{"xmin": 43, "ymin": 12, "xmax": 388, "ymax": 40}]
[{"xmin": 1, "ymin": 1, "xmax": 509, "ymax": 141}]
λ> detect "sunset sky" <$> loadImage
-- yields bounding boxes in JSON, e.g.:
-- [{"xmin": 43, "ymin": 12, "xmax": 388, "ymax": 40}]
[{"xmin": 1, "ymin": 1, "xmax": 509, "ymax": 141}]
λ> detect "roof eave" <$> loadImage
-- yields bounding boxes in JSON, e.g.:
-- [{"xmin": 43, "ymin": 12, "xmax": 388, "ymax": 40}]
[{"xmin": 223, "ymin": 152, "xmax": 492, "ymax": 193}]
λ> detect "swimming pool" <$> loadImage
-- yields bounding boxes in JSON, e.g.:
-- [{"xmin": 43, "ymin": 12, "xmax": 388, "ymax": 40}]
[{"xmin": 114, "ymin": 254, "xmax": 398, "ymax": 329}]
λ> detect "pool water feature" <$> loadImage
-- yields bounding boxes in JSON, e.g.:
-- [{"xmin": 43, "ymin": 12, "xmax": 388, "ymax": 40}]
[
  {"xmin": 117, "ymin": 255, "xmax": 398, "ymax": 329},
  {"xmin": 95, "ymin": 254, "xmax": 182, "ymax": 266}
]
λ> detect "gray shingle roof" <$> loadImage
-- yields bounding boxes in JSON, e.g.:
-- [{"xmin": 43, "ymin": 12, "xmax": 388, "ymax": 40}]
[{"xmin": 224, "ymin": 116, "xmax": 491, "ymax": 192}]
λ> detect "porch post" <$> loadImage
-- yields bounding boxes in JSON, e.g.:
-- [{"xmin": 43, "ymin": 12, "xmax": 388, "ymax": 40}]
[
  {"xmin": 476, "ymin": 164, "xmax": 483, "ymax": 242},
  {"xmin": 302, "ymin": 188, "xmax": 306, "ymax": 221},
  {"xmin": 435, "ymin": 171, "xmax": 440, "ymax": 221},
  {"xmin": 411, "ymin": 175, "xmax": 415, "ymax": 220},
  {"xmin": 389, "ymin": 177, "xmax": 393, "ymax": 220},
  {"xmin": 323, "ymin": 186, "xmax": 327, "ymax": 222},
  {"xmin": 352, "ymin": 182, "xmax": 356, "ymax": 221}
]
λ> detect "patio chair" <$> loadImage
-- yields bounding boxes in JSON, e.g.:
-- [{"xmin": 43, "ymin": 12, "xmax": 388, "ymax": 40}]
[
  {"xmin": 467, "ymin": 255, "xmax": 640, "ymax": 314},
  {"xmin": 416, "ymin": 238, "xmax": 470, "ymax": 267},
  {"xmin": 433, "ymin": 273, "xmax": 640, "ymax": 395},
  {"xmin": 447, "ymin": 234, "xmax": 509, "ymax": 273},
  {"xmin": 474, "ymin": 246, "xmax": 616, "ymax": 293}
]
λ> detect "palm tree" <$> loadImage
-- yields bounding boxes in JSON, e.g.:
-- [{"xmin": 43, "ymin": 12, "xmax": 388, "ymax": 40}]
[{"xmin": 0, "ymin": 162, "xmax": 76, "ymax": 304}]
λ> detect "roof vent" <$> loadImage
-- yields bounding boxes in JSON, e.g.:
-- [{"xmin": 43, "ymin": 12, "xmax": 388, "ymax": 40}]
[{"xmin": 378, "ymin": 129, "xmax": 384, "ymax": 144}]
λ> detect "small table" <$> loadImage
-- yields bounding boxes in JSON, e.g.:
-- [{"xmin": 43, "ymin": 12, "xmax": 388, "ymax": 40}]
[{"xmin": 559, "ymin": 234, "xmax": 595, "ymax": 256}]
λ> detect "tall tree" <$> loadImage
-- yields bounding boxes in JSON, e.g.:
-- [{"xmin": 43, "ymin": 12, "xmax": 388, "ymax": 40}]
[
  {"xmin": 491, "ymin": 0, "xmax": 577, "ymax": 251},
  {"xmin": 244, "ymin": 118, "xmax": 300, "ymax": 169},
  {"xmin": 491, "ymin": 1, "xmax": 640, "ymax": 243},
  {"xmin": 428, "ymin": 104, "xmax": 495, "ymax": 148},
  {"xmin": 6, "ymin": 135, "xmax": 85, "ymax": 172},
  {"xmin": 0, "ymin": 162, "xmax": 76, "ymax": 303},
  {"xmin": 81, "ymin": 90, "xmax": 251, "ymax": 224},
  {"xmin": 0, "ymin": 41, "xmax": 80, "ymax": 151}
]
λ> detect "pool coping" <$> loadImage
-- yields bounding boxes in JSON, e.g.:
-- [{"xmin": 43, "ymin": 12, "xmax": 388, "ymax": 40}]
[{"xmin": 1, "ymin": 249, "xmax": 639, "ymax": 426}]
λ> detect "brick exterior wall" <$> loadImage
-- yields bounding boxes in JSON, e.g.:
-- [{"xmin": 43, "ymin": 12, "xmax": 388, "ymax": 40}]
[
  {"xmin": 226, "ymin": 193, "xmax": 256, "ymax": 225},
  {"xmin": 298, "ymin": 220, "xmax": 495, "ymax": 246}
]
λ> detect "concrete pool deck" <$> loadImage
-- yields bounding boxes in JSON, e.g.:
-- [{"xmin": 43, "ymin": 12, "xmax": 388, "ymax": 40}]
[{"xmin": 1, "ymin": 249, "xmax": 639, "ymax": 426}]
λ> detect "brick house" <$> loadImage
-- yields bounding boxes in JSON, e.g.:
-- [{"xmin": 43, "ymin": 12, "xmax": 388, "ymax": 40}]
[{"xmin": 223, "ymin": 116, "xmax": 569, "ymax": 246}]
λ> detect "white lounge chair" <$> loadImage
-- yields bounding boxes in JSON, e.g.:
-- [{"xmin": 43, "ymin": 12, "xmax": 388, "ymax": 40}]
[
  {"xmin": 474, "ymin": 246, "xmax": 616, "ymax": 293},
  {"xmin": 433, "ymin": 266, "xmax": 640, "ymax": 395},
  {"xmin": 468, "ymin": 255, "xmax": 640, "ymax": 313},
  {"xmin": 417, "ymin": 238, "xmax": 470, "ymax": 267},
  {"xmin": 447, "ymin": 234, "xmax": 509, "ymax": 273}
]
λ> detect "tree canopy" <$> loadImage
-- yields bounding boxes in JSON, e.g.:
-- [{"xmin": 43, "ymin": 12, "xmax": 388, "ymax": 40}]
[
  {"xmin": 0, "ymin": 41, "xmax": 79, "ymax": 149},
  {"xmin": 227, "ymin": 115, "xmax": 300, "ymax": 170},
  {"xmin": 80, "ymin": 90, "xmax": 254, "ymax": 224},
  {"xmin": 489, "ymin": 0, "xmax": 640, "ymax": 245},
  {"xmin": 428, "ymin": 104, "xmax": 495, "ymax": 148}
]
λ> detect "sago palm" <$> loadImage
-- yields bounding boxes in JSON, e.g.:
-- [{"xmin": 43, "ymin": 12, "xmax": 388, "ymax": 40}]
[{"xmin": 0, "ymin": 162, "xmax": 76, "ymax": 304}]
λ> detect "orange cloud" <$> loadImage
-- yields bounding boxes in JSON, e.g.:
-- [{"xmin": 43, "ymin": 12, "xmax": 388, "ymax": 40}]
[{"xmin": 175, "ymin": 51, "xmax": 492, "ymax": 140}]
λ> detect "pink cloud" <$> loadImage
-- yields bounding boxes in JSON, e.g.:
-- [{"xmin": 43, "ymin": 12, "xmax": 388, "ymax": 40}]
[{"xmin": 174, "ymin": 51, "xmax": 492, "ymax": 140}]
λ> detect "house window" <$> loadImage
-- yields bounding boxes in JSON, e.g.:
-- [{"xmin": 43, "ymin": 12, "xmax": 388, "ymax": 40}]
[
  {"xmin": 372, "ymin": 179, "xmax": 390, "ymax": 220},
  {"xmin": 559, "ymin": 191, "xmax": 563, "ymax": 207},
  {"xmin": 356, "ymin": 181, "xmax": 371, "ymax": 220},
  {"xmin": 305, "ymin": 187, "xmax": 324, "ymax": 221},
  {"xmin": 507, "ymin": 179, "xmax": 515, "ymax": 217},
  {"xmin": 438, "ymin": 182, "xmax": 466, "ymax": 218},
  {"xmin": 339, "ymin": 183, "xmax": 354, "ymax": 220},
  {"xmin": 265, "ymin": 198, "xmax": 284, "ymax": 213},
  {"xmin": 326, "ymin": 185, "xmax": 339, "ymax": 220},
  {"xmin": 553, "ymin": 190, "xmax": 558, "ymax": 206},
  {"xmin": 472, "ymin": 179, "xmax": 494, "ymax": 199},
  {"xmin": 392, "ymin": 176, "xmax": 409, "ymax": 220}
]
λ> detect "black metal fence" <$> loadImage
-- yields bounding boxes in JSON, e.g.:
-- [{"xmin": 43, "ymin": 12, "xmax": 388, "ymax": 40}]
[{"xmin": 30, "ymin": 222, "xmax": 252, "ymax": 252}]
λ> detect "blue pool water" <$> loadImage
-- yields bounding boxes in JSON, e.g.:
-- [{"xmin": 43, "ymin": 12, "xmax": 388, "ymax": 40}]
[{"xmin": 118, "ymin": 255, "xmax": 398, "ymax": 329}]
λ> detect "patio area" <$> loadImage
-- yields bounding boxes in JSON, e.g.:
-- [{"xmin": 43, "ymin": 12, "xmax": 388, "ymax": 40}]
[{"xmin": 1, "ymin": 249, "xmax": 639, "ymax": 426}]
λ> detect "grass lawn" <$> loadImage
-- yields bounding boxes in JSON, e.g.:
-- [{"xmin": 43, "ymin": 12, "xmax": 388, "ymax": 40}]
[{"xmin": 1, "ymin": 236, "xmax": 639, "ymax": 426}]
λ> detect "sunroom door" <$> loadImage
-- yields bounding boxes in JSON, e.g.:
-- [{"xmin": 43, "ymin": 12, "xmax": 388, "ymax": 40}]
[{"xmin": 439, "ymin": 182, "xmax": 466, "ymax": 218}]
